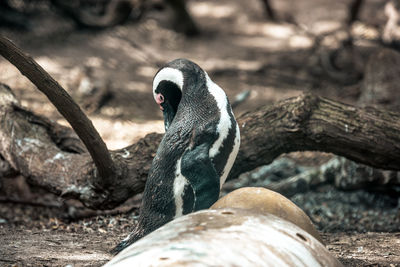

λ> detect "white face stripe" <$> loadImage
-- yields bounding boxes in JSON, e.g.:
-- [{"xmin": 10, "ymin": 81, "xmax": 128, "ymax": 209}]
[
  {"xmin": 173, "ymin": 158, "xmax": 189, "ymax": 218},
  {"xmin": 152, "ymin": 67, "xmax": 184, "ymax": 101}
]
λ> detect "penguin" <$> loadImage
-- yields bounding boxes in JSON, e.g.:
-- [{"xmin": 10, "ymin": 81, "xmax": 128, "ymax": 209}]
[{"xmin": 112, "ymin": 58, "xmax": 240, "ymax": 253}]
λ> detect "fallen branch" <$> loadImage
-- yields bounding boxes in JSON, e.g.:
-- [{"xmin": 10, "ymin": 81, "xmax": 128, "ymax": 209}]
[
  {"xmin": 2, "ymin": 82, "xmax": 399, "ymax": 209},
  {"xmin": 0, "ymin": 36, "xmax": 116, "ymax": 189},
  {"xmin": 230, "ymin": 93, "xmax": 400, "ymax": 179},
  {"xmin": 0, "ymin": 39, "xmax": 399, "ymax": 209}
]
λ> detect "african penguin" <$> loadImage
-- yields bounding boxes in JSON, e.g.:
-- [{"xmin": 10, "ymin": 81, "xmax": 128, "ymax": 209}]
[{"xmin": 112, "ymin": 58, "xmax": 240, "ymax": 253}]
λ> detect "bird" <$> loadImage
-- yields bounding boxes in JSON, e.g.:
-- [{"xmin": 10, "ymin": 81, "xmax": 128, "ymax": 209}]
[{"xmin": 112, "ymin": 58, "xmax": 240, "ymax": 253}]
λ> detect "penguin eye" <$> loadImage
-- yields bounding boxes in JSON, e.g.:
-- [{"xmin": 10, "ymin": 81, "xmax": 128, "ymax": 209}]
[{"xmin": 155, "ymin": 93, "xmax": 164, "ymax": 103}]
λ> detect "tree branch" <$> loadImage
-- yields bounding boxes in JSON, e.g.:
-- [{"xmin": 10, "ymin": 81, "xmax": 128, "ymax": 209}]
[
  {"xmin": 229, "ymin": 93, "xmax": 400, "ymax": 179},
  {"xmin": 0, "ymin": 35, "xmax": 116, "ymax": 189}
]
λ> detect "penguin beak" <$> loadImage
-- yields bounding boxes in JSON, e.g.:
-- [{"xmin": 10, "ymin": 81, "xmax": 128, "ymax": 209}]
[{"xmin": 154, "ymin": 92, "xmax": 179, "ymax": 131}]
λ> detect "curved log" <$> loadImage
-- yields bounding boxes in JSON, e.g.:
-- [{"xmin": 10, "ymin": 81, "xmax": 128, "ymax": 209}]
[
  {"xmin": 0, "ymin": 38, "xmax": 399, "ymax": 209},
  {"xmin": 1, "ymin": 83, "xmax": 400, "ymax": 208},
  {"xmin": 105, "ymin": 208, "xmax": 342, "ymax": 266}
]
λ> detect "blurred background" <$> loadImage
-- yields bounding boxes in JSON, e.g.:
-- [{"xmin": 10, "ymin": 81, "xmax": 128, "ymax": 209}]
[
  {"xmin": 1, "ymin": 0, "xmax": 400, "ymax": 266},
  {"xmin": 1, "ymin": 0, "xmax": 397, "ymax": 149}
]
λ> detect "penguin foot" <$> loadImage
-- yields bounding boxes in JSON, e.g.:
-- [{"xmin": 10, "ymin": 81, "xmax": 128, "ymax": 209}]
[
  {"xmin": 110, "ymin": 239, "xmax": 130, "ymax": 255},
  {"xmin": 110, "ymin": 229, "xmax": 144, "ymax": 254}
]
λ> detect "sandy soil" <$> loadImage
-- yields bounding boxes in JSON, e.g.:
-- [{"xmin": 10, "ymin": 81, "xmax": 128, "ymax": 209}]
[{"xmin": 0, "ymin": 0, "xmax": 399, "ymax": 266}]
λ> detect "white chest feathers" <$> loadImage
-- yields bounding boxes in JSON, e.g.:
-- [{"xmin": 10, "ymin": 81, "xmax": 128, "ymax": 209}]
[{"xmin": 173, "ymin": 158, "xmax": 189, "ymax": 218}]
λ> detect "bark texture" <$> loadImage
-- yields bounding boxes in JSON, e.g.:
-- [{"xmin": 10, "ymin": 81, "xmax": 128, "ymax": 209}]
[{"xmin": 0, "ymin": 81, "xmax": 156, "ymax": 209}]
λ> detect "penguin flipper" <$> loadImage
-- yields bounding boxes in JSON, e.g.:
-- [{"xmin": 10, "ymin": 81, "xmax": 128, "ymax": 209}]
[{"xmin": 181, "ymin": 127, "xmax": 220, "ymax": 211}]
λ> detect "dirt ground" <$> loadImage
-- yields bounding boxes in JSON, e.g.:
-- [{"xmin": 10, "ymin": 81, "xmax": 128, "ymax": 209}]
[
  {"xmin": 0, "ymin": 0, "xmax": 399, "ymax": 266},
  {"xmin": 1, "ymin": 221, "xmax": 399, "ymax": 267}
]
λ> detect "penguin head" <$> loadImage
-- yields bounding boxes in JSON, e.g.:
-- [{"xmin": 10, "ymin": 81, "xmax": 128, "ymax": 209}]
[{"xmin": 153, "ymin": 59, "xmax": 206, "ymax": 130}]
